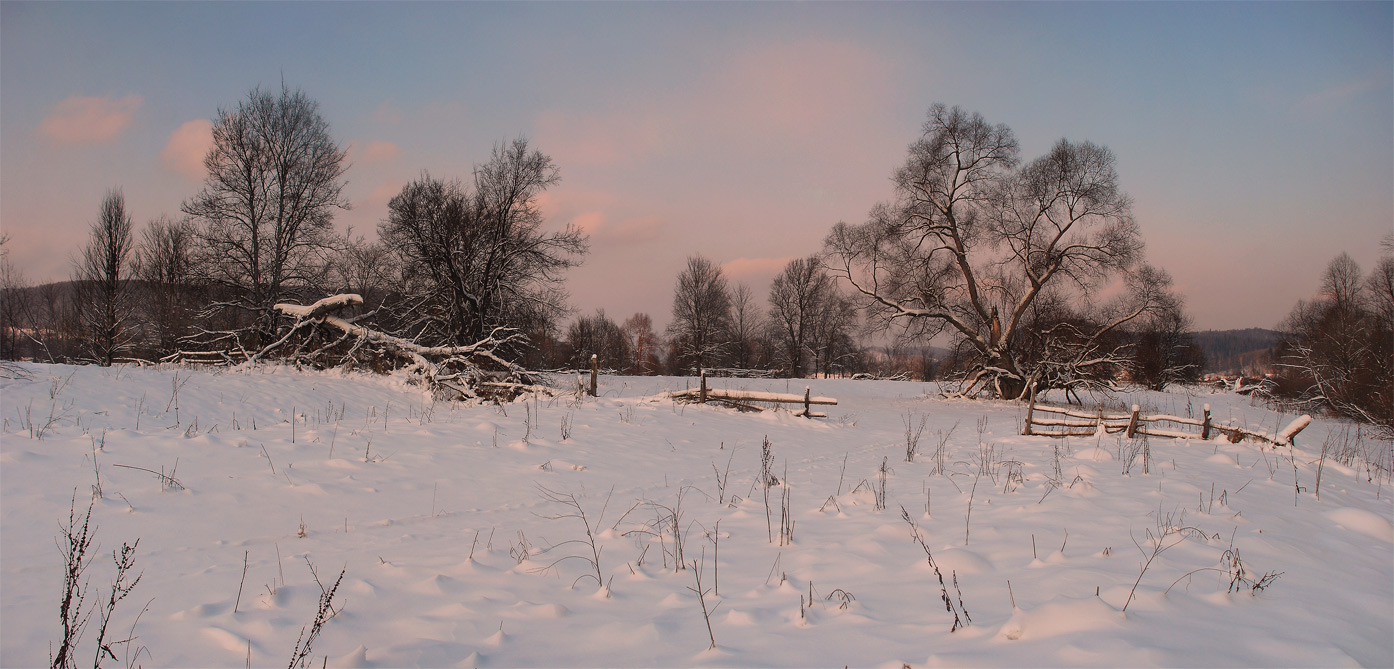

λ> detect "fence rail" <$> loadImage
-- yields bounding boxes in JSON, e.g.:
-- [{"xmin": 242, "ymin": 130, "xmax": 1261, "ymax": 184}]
[
  {"xmin": 1022, "ymin": 390, "xmax": 1311, "ymax": 447},
  {"xmin": 669, "ymin": 371, "xmax": 838, "ymax": 418}
]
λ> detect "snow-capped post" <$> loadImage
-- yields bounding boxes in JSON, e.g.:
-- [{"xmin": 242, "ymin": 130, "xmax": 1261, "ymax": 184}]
[
  {"xmin": 803, "ymin": 386, "xmax": 811, "ymax": 418},
  {"xmin": 1126, "ymin": 405, "xmax": 1141, "ymax": 438},
  {"xmin": 1022, "ymin": 383, "xmax": 1038, "ymax": 436},
  {"xmin": 699, "ymin": 370, "xmax": 708, "ymax": 404},
  {"xmin": 1201, "ymin": 404, "xmax": 1212, "ymax": 440},
  {"xmin": 589, "ymin": 354, "xmax": 598, "ymax": 397}
]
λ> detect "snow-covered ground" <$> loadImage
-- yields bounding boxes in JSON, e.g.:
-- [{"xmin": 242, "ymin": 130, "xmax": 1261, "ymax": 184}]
[{"xmin": 2, "ymin": 362, "xmax": 1390, "ymax": 667}]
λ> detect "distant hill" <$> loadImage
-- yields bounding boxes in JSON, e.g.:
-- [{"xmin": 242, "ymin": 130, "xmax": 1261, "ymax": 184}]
[{"xmin": 1192, "ymin": 328, "xmax": 1281, "ymax": 374}]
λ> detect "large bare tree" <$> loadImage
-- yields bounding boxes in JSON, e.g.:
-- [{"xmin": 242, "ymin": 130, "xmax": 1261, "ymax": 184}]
[
  {"xmin": 826, "ymin": 104, "xmax": 1164, "ymax": 399},
  {"xmin": 72, "ymin": 189, "xmax": 139, "ymax": 365},
  {"xmin": 378, "ymin": 139, "xmax": 586, "ymax": 353},
  {"xmin": 182, "ymin": 84, "xmax": 349, "ymax": 350}
]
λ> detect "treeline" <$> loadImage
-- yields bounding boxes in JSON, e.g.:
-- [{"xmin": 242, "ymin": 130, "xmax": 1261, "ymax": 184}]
[
  {"xmin": 1, "ymin": 94, "xmax": 1210, "ymax": 395},
  {"xmin": 0, "ymin": 85, "xmax": 583, "ymax": 396},
  {"xmin": 1191, "ymin": 328, "xmax": 1280, "ymax": 375}
]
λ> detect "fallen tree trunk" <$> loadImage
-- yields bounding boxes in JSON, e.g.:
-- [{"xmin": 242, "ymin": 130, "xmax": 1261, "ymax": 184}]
[{"xmin": 266, "ymin": 294, "xmax": 543, "ymax": 400}]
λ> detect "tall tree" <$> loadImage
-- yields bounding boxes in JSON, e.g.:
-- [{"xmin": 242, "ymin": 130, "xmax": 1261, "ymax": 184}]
[
  {"xmin": 73, "ymin": 190, "xmax": 139, "ymax": 365},
  {"xmin": 826, "ymin": 104, "xmax": 1162, "ymax": 399},
  {"xmin": 728, "ymin": 283, "xmax": 766, "ymax": 370},
  {"xmin": 182, "ymin": 84, "xmax": 349, "ymax": 350},
  {"xmin": 768, "ymin": 257, "xmax": 832, "ymax": 377},
  {"xmin": 667, "ymin": 255, "xmax": 732, "ymax": 374},
  {"xmin": 379, "ymin": 140, "xmax": 586, "ymax": 351}
]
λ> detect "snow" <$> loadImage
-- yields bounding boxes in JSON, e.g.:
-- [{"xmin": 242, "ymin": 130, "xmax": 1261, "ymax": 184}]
[
  {"xmin": 3, "ymin": 362, "xmax": 1391, "ymax": 667},
  {"xmin": 274, "ymin": 294, "xmax": 364, "ymax": 320}
]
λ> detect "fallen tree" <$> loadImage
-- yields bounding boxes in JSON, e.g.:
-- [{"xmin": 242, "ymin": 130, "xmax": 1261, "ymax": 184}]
[{"xmin": 258, "ymin": 294, "xmax": 545, "ymax": 400}]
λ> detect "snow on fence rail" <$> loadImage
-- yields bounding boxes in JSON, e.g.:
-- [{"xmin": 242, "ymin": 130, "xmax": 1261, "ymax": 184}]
[
  {"xmin": 1022, "ymin": 391, "xmax": 1312, "ymax": 446},
  {"xmin": 668, "ymin": 371, "xmax": 838, "ymax": 418}
]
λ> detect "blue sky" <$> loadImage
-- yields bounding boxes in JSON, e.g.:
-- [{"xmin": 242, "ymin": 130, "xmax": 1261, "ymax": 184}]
[{"xmin": 2, "ymin": 1, "xmax": 1390, "ymax": 331}]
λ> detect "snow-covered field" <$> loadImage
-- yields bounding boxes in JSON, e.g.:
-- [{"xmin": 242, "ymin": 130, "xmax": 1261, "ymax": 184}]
[{"xmin": 2, "ymin": 362, "xmax": 1391, "ymax": 667}]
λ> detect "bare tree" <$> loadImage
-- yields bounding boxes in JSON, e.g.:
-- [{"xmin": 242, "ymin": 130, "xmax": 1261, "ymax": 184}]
[
  {"xmin": 768, "ymin": 257, "xmax": 834, "ymax": 377},
  {"xmin": 137, "ymin": 216, "xmax": 198, "ymax": 357},
  {"xmin": 1278, "ymin": 252, "xmax": 1393, "ymax": 434},
  {"xmin": 621, "ymin": 313, "xmax": 664, "ymax": 375},
  {"xmin": 0, "ymin": 234, "xmax": 32, "ymax": 360},
  {"xmin": 72, "ymin": 190, "xmax": 139, "ymax": 365},
  {"xmin": 378, "ymin": 140, "xmax": 586, "ymax": 353},
  {"xmin": 1130, "ymin": 280, "xmax": 1203, "ymax": 391},
  {"xmin": 826, "ymin": 104, "xmax": 1158, "ymax": 399},
  {"xmin": 808, "ymin": 287, "xmax": 860, "ymax": 377},
  {"xmin": 566, "ymin": 310, "xmax": 628, "ymax": 370},
  {"xmin": 182, "ymin": 84, "xmax": 349, "ymax": 351},
  {"xmin": 667, "ymin": 255, "xmax": 732, "ymax": 374},
  {"xmin": 728, "ymin": 282, "xmax": 767, "ymax": 370}
]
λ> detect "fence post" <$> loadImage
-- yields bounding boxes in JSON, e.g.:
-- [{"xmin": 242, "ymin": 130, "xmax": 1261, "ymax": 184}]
[
  {"xmin": 1126, "ymin": 404, "xmax": 1141, "ymax": 438},
  {"xmin": 589, "ymin": 354, "xmax": 598, "ymax": 397},
  {"xmin": 804, "ymin": 386, "xmax": 811, "ymax": 418},
  {"xmin": 1022, "ymin": 383, "xmax": 1037, "ymax": 435},
  {"xmin": 699, "ymin": 369, "xmax": 707, "ymax": 404},
  {"xmin": 1200, "ymin": 404, "xmax": 1211, "ymax": 440}
]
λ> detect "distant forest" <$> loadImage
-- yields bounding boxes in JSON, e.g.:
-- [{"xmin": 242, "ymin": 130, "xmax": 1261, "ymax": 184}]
[{"xmin": 1192, "ymin": 328, "xmax": 1280, "ymax": 375}]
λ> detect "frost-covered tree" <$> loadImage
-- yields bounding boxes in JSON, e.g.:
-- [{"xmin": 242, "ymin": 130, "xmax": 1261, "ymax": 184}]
[
  {"xmin": 72, "ymin": 189, "xmax": 139, "ymax": 366},
  {"xmin": 826, "ymin": 104, "xmax": 1168, "ymax": 399},
  {"xmin": 182, "ymin": 84, "xmax": 349, "ymax": 350},
  {"xmin": 1278, "ymin": 251, "xmax": 1393, "ymax": 434}
]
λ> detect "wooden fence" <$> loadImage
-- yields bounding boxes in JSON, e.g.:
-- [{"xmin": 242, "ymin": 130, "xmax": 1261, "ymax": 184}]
[
  {"xmin": 1022, "ymin": 393, "xmax": 1312, "ymax": 447},
  {"xmin": 669, "ymin": 371, "xmax": 838, "ymax": 418}
]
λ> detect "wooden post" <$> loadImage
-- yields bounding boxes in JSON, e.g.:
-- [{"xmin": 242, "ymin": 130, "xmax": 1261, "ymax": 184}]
[
  {"xmin": 803, "ymin": 386, "xmax": 811, "ymax": 418},
  {"xmin": 1200, "ymin": 404, "xmax": 1212, "ymax": 440},
  {"xmin": 1126, "ymin": 404, "xmax": 1141, "ymax": 438},
  {"xmin": 699, "ymin": 370, "xmax": 707, "ymax": 404},
  {"xmin": 1022, "ymin": 383, "xmax": 1037, "ymax": 435},
  {"xmin": 589, "ymin": 354, "xmax": 598, "ymax": 397}
]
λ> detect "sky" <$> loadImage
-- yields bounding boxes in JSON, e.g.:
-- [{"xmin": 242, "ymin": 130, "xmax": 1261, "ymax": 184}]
[{"xmin": 2, "ymin": 1, "xmax": 1390, "ymax": 333}]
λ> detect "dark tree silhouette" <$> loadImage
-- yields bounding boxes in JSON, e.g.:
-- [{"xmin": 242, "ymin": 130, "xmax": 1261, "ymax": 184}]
[{"xmin": 72, "ymin": 190, "xmax": 139, "ymax": 366}]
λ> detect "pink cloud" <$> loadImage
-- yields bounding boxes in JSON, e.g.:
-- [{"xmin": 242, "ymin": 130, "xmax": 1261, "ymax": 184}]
[
  {"xmin": 38, "ymin": 94, "xmax": 143, "ymax": 144},
  {"xmin": 359, "ymin": 140, "xmax": 401, "ymax": 165},
  {"xmin": 160, "ymin": 119, "xmax": 213, "ymax": 180},
  {"xmin": 566, "ymin": 210, "xmax": 662, "ymax": 246}
]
